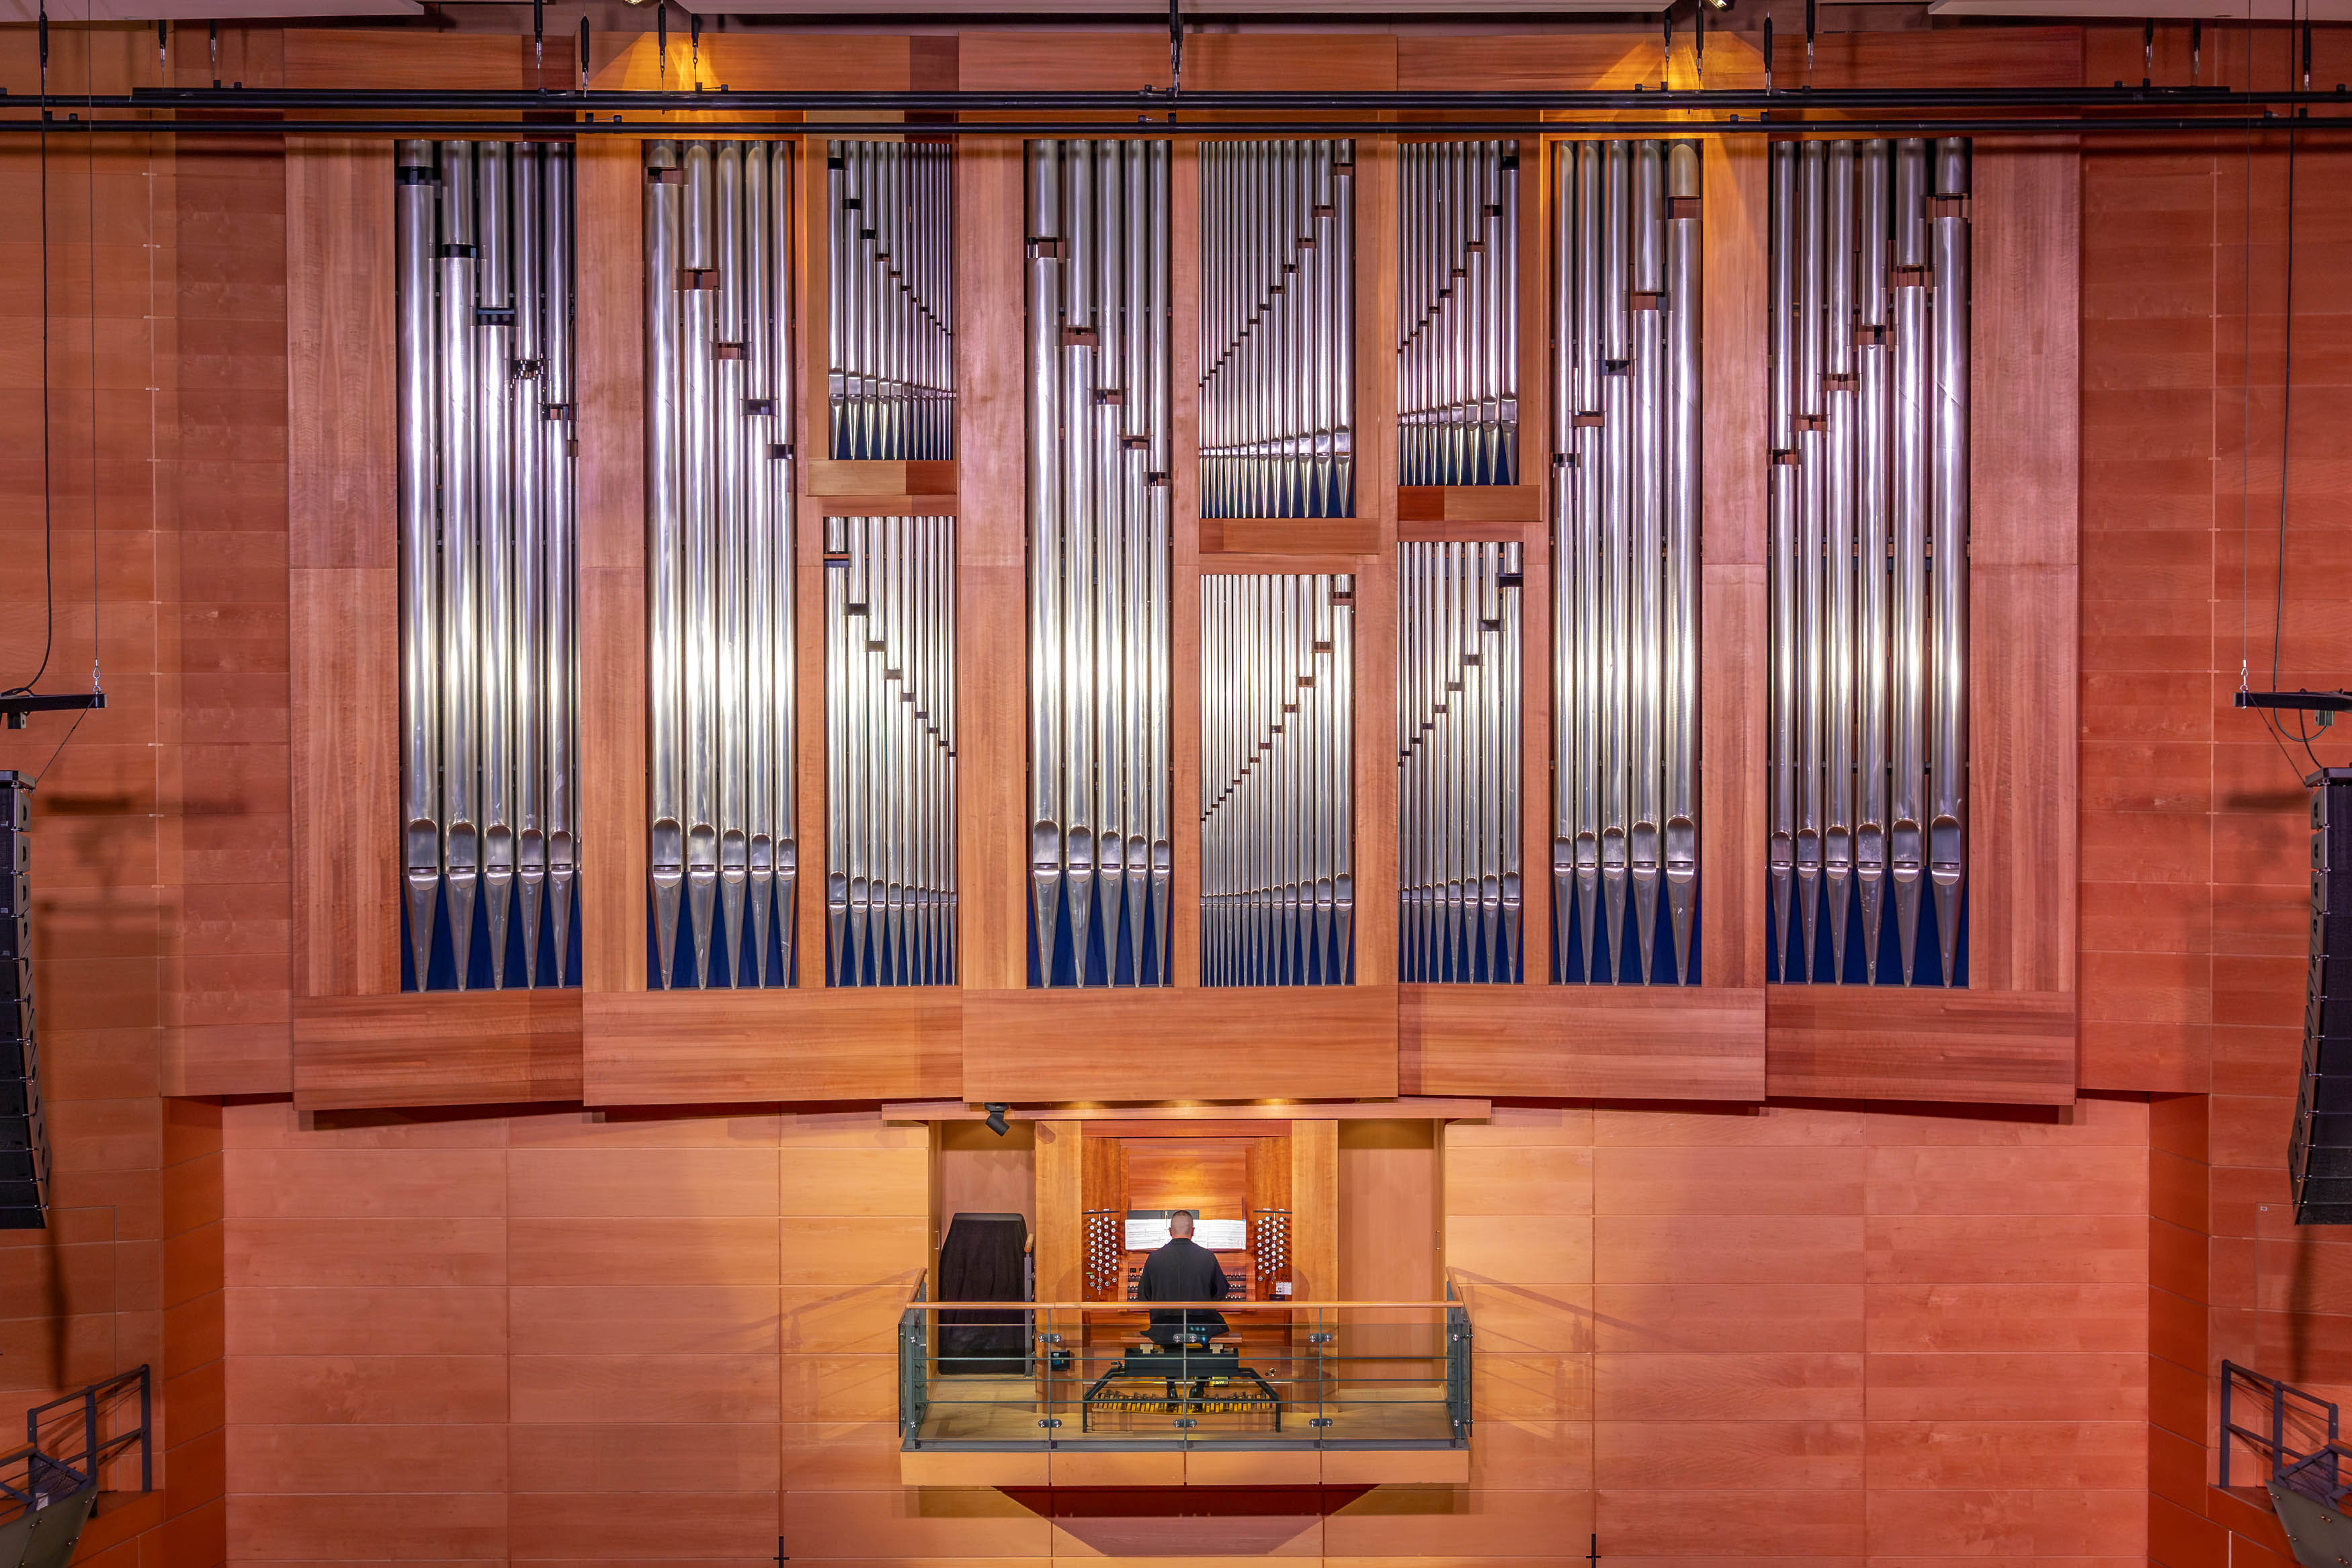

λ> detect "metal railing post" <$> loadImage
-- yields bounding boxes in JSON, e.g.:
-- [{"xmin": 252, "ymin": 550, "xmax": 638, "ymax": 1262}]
[
  {"xmin": 2220, "ymin": 1362, "xmax": 2235, "ymax": 1489},
  {"xmin": 138, "ymin": 1365, "xmax": 151, "ymax": 1493}
]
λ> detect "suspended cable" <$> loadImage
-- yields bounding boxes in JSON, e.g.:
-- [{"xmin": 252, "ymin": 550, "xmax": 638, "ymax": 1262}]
[{"xmin": 7, "ymin": 3, "xmax": 57, "ymax": 701}]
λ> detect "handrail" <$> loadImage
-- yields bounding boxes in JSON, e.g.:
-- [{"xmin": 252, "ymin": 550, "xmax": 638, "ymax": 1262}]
[
  {"xmin": 12, "ymin": 1364, "xmax": 153, "ymax": 1504},
  {"xmin": 898, "ymin": 1298, "xmax": 1459, "ymax": 1311},
  {"xmin": 2222, "ymin": 1359, "xmax": 2343, "ymax": 1506}
]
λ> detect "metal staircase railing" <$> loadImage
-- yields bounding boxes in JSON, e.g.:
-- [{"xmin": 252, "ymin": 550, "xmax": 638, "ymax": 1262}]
[
  {"xmin": 2222, "ymin": 1359, "xmax": 2344, "ymax": 1506},
  {"xmin": 2, "ymin": 1365, "xmax": 153, "ymax": 1526}
]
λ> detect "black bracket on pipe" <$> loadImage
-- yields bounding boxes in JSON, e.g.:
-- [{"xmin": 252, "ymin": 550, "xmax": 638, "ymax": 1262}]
[{"xmin": 0, "ymin": 691, "xmax": 106, "ymax": 732}]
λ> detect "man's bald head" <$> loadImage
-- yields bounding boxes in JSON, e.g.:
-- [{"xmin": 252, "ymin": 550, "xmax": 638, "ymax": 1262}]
[{"xmin": 1169, "ymin": 1211, "xmax": 1195, "ymax": 1238}]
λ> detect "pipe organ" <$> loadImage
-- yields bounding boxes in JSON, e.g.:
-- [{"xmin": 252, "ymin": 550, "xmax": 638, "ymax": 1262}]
[
  {"xmin": 1200, "ymin": 140, "xmax": 1355, "ymax": 520},
  {"xmin": 643, "ymin": 139, "xmax": 798, "ymax": 990},
  {"xmin": 1550, "ymin": 140, "xmax": 1702, "ymax": 986},
  {"xmin": 1200, "ymin": 575, "xmax": 1355, "ymax": 987},
  {"xmin": 396, "ymin": 138, "xmax": 578, "ymax": 992},
  {"xmin": 1398, "ymin": 141, "xmax": 1519, "ymax": 486},
  {"xmin": 1025, "ymin": 140, "xmax": 1175, "ymax": 989},
  {"xmin": 1767, "ymin": 138, "xmax": 1969, "ymax": 986},
  {"xmin": 825, "ymin": 516, "xmax": 958, "ymax": 986},
  {"xmin": 1400, "ymin": 543, "xmax": 1523, "ymax": 984},
  {"xmin": 829, "ymin": 139, "xmax": 955, "ymax": 461}
]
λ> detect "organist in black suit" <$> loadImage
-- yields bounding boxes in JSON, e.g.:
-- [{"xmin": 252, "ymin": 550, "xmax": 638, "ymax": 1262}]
[{"xmin": 1135, "ymin": 1209, "xmax": 1230, "ymax": 1348}]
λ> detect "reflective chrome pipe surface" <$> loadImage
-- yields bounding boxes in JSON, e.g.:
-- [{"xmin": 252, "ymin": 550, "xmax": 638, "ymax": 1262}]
[
  {"xmin": 644, "ymin": 139, "xmax": 800, "ymax": 988},
  {"xmin": 1398, "ymin": 140, "xmax": 1518, "ymax": 486},
  {"xmin": 1027, "ymin": 139, "xmax": 1173, "ymax": 987},
  {"xmin": 1399, "ymin": 541, "xmax": 1522, "ymax": 982},
  {"xmin": 825, "ymin": 516, "xmax": 958, "ymax": 986},
  {"xmin": 1201, "ymin": 574, "xmax": 1355, "ymax": 986},
  {"xmin": 1200, "ymin": 140, "xmax": 1356, "ymax": 520},
  {"xmin": 396, "ymin": 139, "xmax": 578, "ymax": 992},
  {"xmin": 1550, "ymin": 137, "xmax": 1701, "ymax": 985},
  {"xmin": 1767, "ymin": 136, "xmax": 1968, "ymax": 985},
  {"xmin": 829, "ymin": 138, "xmax": 954, "ymax": 460}
]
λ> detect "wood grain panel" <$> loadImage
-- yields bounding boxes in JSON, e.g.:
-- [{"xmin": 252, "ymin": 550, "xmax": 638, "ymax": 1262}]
[
  {"xmin": 1290, "ymin": 1117, "xmax": 1340, "ymax": 1301},
  {"xmin": 1513, "ymin": 140, "xmax": 1553, "ymax": 1015},
  {"xmin": 956, "ymin": 33, "xmax": 1165, "ymax": 92},
  {"xmin": 1191, "ymin": 34, "xmax": 1396, "ymax": 91},
  {"xmin": 292, "ymin": 992, "xmax": 583, "ymax": 1111},
  {"xmin": 1409, "ymin": 984, "xmax": 1767, "ymax": 1102},
  {"xmin": 1970, "ymin": 138, "xmax": 2081, "ymax": 1000},
  {"xmin": 1353, "ymin": 134, "xmax": 1401, "ymax": 995},
  {"xmin": 1764, "ymin": 986, "xmax": 2077, "ymax": 1105},
  {"xmin": 1032, "ymin": 1119, "xmax": 1083, "ymax": 1305},
  {"xmin": 1701, "ymin": 135, "xmax": 1768, "ymax": 991},
  {"xmin": 1397, "ymin": 485, "xmax": 1542, "ymax": 526},
  {"xmin": 954, "ymin": 137, "xmax": 1027, "ymax": 991},
  {"xmin": 282, "ymin": 30, "xmax": 521, "ymax": 89},
  {"xmin": 960, "ymin": 986, "xmax": 1402, "ymax": 1102},
  {"xmin": 286, "ymin": 138, "xmax": 396, "ymax": 1001},
  {"xmin": 575, "ymin": 138, "xmax": 648, "ymax": 998},
  {"xmin": 1170, "ymin": 136, "xmax": 1204, "ymax": 990},
  {"xmin": 1198, "ymin": 517, "xmax": 1382, "ymax": 556},
  {"xmin": 806, "ymin": 458, "xmax": 957, "ymax": 496},
  {"xmin": 580, "ymin": 989, "xmax": 961, "ymax": 1104}
]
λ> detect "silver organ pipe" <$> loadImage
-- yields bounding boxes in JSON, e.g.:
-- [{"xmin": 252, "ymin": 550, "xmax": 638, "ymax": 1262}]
[
  {"xmin": 1026, "ymin": 139, "xmax": 1174, "ymax": 988},
  {"xmin": 1398, "ymin": 140, "xmax": 1517, "ymax": 486},
  {"xmin": 396, "ymin": 138, "xmax": 577, "ymax": 992},
  {"xmin": 1200, "ymin": 140, "xmax": 1355, "ymax": 520},
  {"xmin": 1768, "ymin": 136, "xmax": 1969, "ymax": 986},
  {"xmin": 1200, "ymin": 574, "xmax": 1355, "ymax": 987},
  {"xmin": 1549, "ymin": 139, "xmax": 1702, "ymax": 985},
  {"xmin": 828, "ymin": 138, "xmax": 954, "ymax": 461},
  {"xmin": 643, "ymin": 139, "xmax": 799, "ymax": 988},
  {"xmin": 1399, "ymin": 542, "xmax": 1523, "ymax": 983},
  {"xmin": 825, "ymin": 516, "xmax": 958, "ymax": 986}
]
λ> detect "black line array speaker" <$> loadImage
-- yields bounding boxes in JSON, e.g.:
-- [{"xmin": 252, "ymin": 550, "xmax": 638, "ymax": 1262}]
[
  {"xmin": 2292, "ymin": 767, "xmax": 2352, "ymax": 1224},
  {"xmin": 1, "ymin": 769, "xmax": 47, "ymax": 1229}
]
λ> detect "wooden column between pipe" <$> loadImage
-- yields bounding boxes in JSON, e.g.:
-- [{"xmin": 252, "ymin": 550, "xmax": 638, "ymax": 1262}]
[
  {"xmin": 957, "ymin": 135, "xmax": 1028, "ymax": 992},
  {"xmin": 1170, "ymin": 136, "xmax": 1204, "ymax": 990},
  {"xmin": 1288, "ymin": 1119, "xmax": 1340, "ymax": 1302},
  {"xmin": 1034, "ymin": 1118, "xmax": 1084, "ymax": 1305},
  {"xmin": 1351, "ymin": 130, "xmax": 1400, "ymax": 992}
]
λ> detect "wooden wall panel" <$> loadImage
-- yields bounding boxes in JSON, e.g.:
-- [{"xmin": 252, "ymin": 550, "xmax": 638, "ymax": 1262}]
[
  {"xmin": 1353, "ymin": 135, "xmax": 1400, "ymax": 994},
  {"xmin": 1763, "ymin": 986, "xmax": 2076, "ymax": 1105},
  {"xmin": 960, "ymin": 987, "xmax": 1400, "ymax": 1102},
  {"xmin": 282, "ymin": 30, "xmax": 522, "ymax": 90},
  {"xmin": 954, "ymin": 137, "xmax": 1027, "ymax": 992},
  {"xmin": 1411, "ymin": 985, "xmax": 1766, "ymax": 1102},
  {"xmin": 1288, "ymin": 1117, "xmax": 1340, "ymax": 1302},
  {"xmin": 286, "ymin": 138, "xmax": 395, "ymax": 1005},
  {"xmin": 294, "ymin": 992, "xmax": 583, "ymax": 1111},
  {"xmin": 581, "ymin": 990, "xmax": 960, "ymax": 1104},
  {"xmin": 577, "ymin": 138, "xmax": 648, "ymax": 1000}
]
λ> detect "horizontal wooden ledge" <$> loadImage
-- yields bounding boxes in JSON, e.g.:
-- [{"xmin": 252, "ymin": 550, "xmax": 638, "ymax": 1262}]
[
  {"xmin": 900, "ymin": 1446, "xmax": 1468, "ymax": 1489},
  {"xmin": 884, "ymin": 1095, "xmax": 1490, "ymax": 1122},
  {"xmin": 1406, "ymin": 983, "xmax": 1767, "ymax": 1102},
  {"xmin": 806, "ymin": 457, "xmax": 956, "ymax": 498},
  {"xmin": 1763, "ymin": 984, "xmax": 2077, "ymax": 1106},
  {"xmin": 581, "ymin": 986, "xmax": 962, "ymax": 1105},
  {"xmin": 962, "ymin": 985, "xmax": 1400, "ymax": 1103},
  {"xmin": 1200, "ymin": 517, "xmax": 1382, "ymax": 557},
  {"xmin": 1398, "ymin": 484, "xmax": 1540, "ymax": 530},
  {"xmin": 810, "ymin": 492, "xmax": 957, "ymax": 517},
  {"xmin": 293, "ymin": 989, "xmax": 583, "ymax": 1112}
]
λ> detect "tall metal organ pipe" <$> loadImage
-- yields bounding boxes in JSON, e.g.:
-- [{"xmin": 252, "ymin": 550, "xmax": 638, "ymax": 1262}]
[
  {"xmin": 1200, "ymin": 140, "xmax": 1355, "ymax": 520},
  {"xmin": 1200, "ymin": 574, "xmax": 1355, "ymax": 987},
  {"xmin": 1767, "ymin": 136, "xmax": 1969, "ymax": 985},
  {"xmin": 828, "ymin": 138, "xmax": 954, "ymax": 460},
  {"xmin": 396, "ymin": 138, "xmax": 578, "ymax": 992},
  {"xmin": 825, "ymin": 516, "xmax": 958, "ymax": 986},
  {"xmin": 1550, "ymin": 138, "xmax": 1702, "ymax": 985},
  {"xmin": 1398, "ymin": 140, "xmax": 1517, "ymax": 486},
  {"xmin": 643, "ymin": 138, "xmax": 799, "ymax": 989},
  {"xmin": 1026, "ymin": 139, "xmax": 1174, "ymax": 988},
  {"xmin": 1399, "ymin": 541, "xmax": 1523, "ymax": 983}
]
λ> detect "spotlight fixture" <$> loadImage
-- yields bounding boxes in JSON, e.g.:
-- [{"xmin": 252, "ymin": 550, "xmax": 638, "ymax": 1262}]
[
  {"xmin": 983, "ymin": 1103, "xmax": 1010, "ymax": 1137},
  {"xmin": 1702, "ymin": 0, "xmax": 1732, "ymax": 11}
]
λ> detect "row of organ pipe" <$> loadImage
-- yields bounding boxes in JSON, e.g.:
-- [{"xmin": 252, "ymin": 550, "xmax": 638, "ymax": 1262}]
[
  {"xmin": 1200, "ymin": 575, "xmax": 1356, "ymax": 987},
  {"xmin": 829, "ymin": 139, "xmax": 955, "ymax": 460},
  {"xmin": 643, "ymin": 139, "xmax": 799, "ymax": 990},
  {"xmin": 386, "ymin": 134, "xmax": 1970, "ymax": 995},
  {"xmin": 1767, "ymin": 138, "xmax": 1969, "ymax": 987},
  {"xmin": 825, "ymin": 516, "xmax": 959, "ymax": 987},
  {"xmin": 1200, "ymin": 140, "xmax": 1356, "ymax": 520},
  {"xmin": 396, "ymin": 139, "xmax": 577, "ymax": 992},
  {"xmin": 1551, "ymin": 140, "xmax": 1704, "ymax": 986},
  {"xmin": 1398, "ymin": 140, "xmax": 1519, "ymax": 487},
  {"xmin": 1399, "ymin": 543, "xmax": 1523, "ymax": 984},
  {"xmin": 1025, "ymin": 140, "xmax": 1176, "ymax": 988}
]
